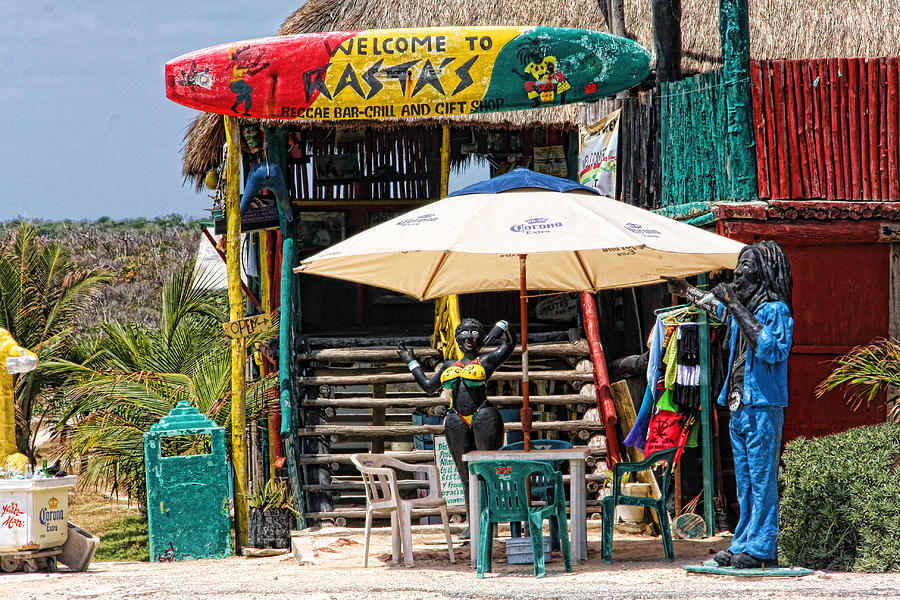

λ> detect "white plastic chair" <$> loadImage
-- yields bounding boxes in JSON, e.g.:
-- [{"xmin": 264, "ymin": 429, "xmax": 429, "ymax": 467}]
[{"xmin": 350, "ymin": 454, "xmax": 456, "ymax": 568}]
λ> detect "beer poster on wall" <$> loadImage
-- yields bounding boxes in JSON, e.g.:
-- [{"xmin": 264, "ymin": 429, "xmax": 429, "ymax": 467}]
[{"xmin": 579, "ymin": 108, "xmax": 620, "ymax": 197}]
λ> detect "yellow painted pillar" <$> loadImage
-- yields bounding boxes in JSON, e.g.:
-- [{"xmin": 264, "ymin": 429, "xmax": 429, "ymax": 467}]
[
  {"xmin": 440, "ymin": 125, "xmax": 451, "ymax": 199},
  {"xmin": 224, "ymin": 117, "xmax": 249, "ymax": 550},
  {"xmin": 434, "ymin": 126, "xmax": 463, "ymax": 356},
  {"xmin": 0, "ymin": 329, "xmax": 37, "ymax": 459},
  {"xmin": 258, "ymin": 232, "xmax": 276, "ymax": 482}
]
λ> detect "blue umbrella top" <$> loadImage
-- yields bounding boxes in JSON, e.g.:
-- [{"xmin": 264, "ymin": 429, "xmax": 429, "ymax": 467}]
[{"xmin": 448, "ymin": 167, "xmax": 601, "ymax": 197}]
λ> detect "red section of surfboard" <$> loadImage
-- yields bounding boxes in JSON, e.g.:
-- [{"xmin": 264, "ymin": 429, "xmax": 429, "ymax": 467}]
[{"xmin": 165, "ymin": 31, "xmax": 360, "ymax": 117}]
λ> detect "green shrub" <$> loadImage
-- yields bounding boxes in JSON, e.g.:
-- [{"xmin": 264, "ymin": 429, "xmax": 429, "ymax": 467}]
[{"xmin": 779, "ymin": 422, "xmax": 900, "ymax": 572}]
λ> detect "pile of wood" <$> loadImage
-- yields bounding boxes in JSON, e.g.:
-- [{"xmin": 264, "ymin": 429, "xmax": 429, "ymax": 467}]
[{"xmin": 292, "ymin": 337, "xmax": 609, "ymax": 525}]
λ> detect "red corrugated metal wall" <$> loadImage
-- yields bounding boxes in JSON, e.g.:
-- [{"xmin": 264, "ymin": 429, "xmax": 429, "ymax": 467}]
[{"xmin": 718, "ymin": 220, "xmax": 889, "ymax": 442}]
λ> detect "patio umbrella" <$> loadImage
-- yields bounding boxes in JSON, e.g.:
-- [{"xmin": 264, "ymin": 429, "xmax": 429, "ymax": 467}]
[{"xmin": 295, "ymin": 168, "xmax": 745, "ymax": 448}]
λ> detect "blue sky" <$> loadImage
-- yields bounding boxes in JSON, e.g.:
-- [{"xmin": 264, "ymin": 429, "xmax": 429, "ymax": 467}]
[{"xmin": 1, "ymin": 1, "xmax": 303, "ymax": 222}]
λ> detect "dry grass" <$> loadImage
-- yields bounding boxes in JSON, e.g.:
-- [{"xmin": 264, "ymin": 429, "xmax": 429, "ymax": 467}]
[{"xmin": 67, "ymin": 487, "xmax": 142, "ymax": 537}]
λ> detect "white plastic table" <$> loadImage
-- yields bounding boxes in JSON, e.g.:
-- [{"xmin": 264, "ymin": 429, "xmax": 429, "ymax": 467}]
[{"xmin": 462, "ymin": 447, "xmax": 591, "ymax": 567}]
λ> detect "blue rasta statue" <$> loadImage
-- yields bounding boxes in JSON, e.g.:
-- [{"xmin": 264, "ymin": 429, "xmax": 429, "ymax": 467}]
[{"xmin": 669, "ymin": 240, "xmax": 793, "ymax": 569}]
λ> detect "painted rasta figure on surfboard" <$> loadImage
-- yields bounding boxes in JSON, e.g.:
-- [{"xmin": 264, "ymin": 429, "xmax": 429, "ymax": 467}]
[
  {"xmin": 228, "ymin": 45, "xmax": 271, "ymax": 116},
  {"xmin": 514, "ymin": 39, "xmax": 572, "ymax": 106}
]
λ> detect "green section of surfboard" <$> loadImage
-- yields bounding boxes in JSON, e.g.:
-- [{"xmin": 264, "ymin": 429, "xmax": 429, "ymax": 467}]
[{"xmin": 479, "ymin": 26, "xmax": 650, "ymax": 112}]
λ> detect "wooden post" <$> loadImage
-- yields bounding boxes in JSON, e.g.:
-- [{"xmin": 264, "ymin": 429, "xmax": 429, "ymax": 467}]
[
  {"xmin": 259, "ymin": 232, "xmax": 276, "ymax": 481},
  {"xmin": 371, "ymin": 383, "xmax": 386, "ymax": 453},
  {"xmin": 264, "ymin": 126, "xmax": 307, "ymax": 527},
  {"xmin": 697, "ymin": 273, "xmax": 715, "ymax": 536},
  {"xmin": 719, "ymin": 0, "xmax": 759, "ymax": 200},
  {"xmin": 519, "ymin": 256, "xmax": 531, "ymax": 451},
  {"xmin": 440, "ymin": 126, "xmax": 450, "ymax": 198},
  {"xmin": 579, "ymin": 292, "xmax": 621, "ymax": 464},
  {"xmin": 605, "ymin": 0, "xmax": 627, "ymax": 37},
  {"xmin": 890, "ymin": 244, "xmax": 900, "ymax": 416},
  {"xmin": 652, "ymin": 0, "xmax": 681, "ymax": 83},
  {"xmin": 224, "ymin": 116, "xmax": 249, "ymax": 551}
]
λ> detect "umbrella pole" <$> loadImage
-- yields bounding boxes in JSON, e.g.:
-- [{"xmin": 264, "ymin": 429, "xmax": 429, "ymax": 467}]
[{"xmin": 519, "ymin": 255, "xmax": 531, "ymax": 451}]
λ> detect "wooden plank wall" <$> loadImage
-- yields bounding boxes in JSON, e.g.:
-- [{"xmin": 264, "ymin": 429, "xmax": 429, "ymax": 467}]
[
  {"xmin": 620, "ymin": 91, "xmax": 663, "ymax": 210},
  {"xmin": 752, "ymin": 57, "xmax": 900, "ymax": 201},
  {"xmin": 659, "ymin": 69, "xmax": 732, "ymax": 212},
  {"xmin": 580, "ymin": 93, "xmax": 662, "ymax": 211},
  {"xmin": 286, "ymin": 127, "xmax": 440, "ymax": 201}
]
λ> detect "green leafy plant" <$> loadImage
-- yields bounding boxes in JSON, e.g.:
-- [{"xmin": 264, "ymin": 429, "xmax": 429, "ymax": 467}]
[
  {"xmin": 816, "ymin": 338, "xmax": 900, "ymax": 419},
  {"xmin": 52, "ymin": 262, "xmax": 274, "ymax": 504},
  {"xmin": 0, "ymin": 222, "xmax": 112, "ymax": 461},
  {"xmin": 246, "ymin": 479, "xmax": 298, "ymax": 514},
  {"xmin": 780, "ymin": 422, "xmax": 900, "ymax": 572},
  {"xmin": 600, "ymin": 469, "xmax": 632, "ymax": 490}
]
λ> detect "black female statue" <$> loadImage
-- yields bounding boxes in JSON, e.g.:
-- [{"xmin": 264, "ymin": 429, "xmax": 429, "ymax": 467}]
[{"xmin": 397, "ymin": 318, "xmax": 516, "ymax": 520}]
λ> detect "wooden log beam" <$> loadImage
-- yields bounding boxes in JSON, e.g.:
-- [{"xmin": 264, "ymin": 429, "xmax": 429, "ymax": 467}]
[
  {"xmin": 298, "ymin": 447, "xmax": 605, "ymax": 466},
  {"xmin": 292, "ymin": 420, "xmax": 607, "ymax": 438},
  {"xmin": 305, "ymin": 506, "xmax": 468, "ymax": 520},
  {"xmin": 652, "ymin": 0, "xmax": 681, "ymax": 83},
  {"xmin": 302, "ymin": 394, "xmax": 589, "ymax": 408},
  {"xmin": 297, "ymin": 370, "xmax": 594, "ymax": 386},
  {"xmin": 305, "ymin": 472, "xmax": 610, "ymax": 494},
  {"xmin": 298, "ymin": 451, "xmax": 435, "ymax": 465},
  {"xmin": 296, "ymin": 340, "xmax": 589, "ymax": 362}
]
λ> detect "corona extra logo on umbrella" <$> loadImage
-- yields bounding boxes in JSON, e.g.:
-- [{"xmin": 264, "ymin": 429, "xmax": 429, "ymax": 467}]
[
  {"xmin": 165, "ymin": 27, "xmax": 651, "ymax": 121},
  {"xmin": 509, "ymin": 217, "xmax": 565, "ymax": 234}
]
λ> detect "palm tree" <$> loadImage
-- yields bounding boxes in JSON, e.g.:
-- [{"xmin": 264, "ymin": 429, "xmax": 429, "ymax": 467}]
[
  {"xmin": 53, "ymin": 262, "xmax": 274, "ymax": 504},
  {"xmin": 816, "ymin": 338, "xmax": 900, "ymax": 420},
  {"xmin": 0, "ymin": 222, "xmax": 111, "ymax": 460}
]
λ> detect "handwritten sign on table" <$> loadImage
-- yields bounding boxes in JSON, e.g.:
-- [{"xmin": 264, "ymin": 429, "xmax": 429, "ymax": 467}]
[{"xmin": 433, "ymin": 435, "xmax": 466, "ymax": 505}]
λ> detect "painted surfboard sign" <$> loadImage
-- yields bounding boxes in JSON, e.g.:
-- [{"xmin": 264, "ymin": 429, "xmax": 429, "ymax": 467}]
[{"xmin": 165, "ymin": 26, "xmax": 650, "ymax": 121}]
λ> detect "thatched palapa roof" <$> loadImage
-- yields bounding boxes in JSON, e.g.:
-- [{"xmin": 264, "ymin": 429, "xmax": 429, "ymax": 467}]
[{"xmin": 182, "ymin": 0, "xmax": 900, "ymax": 183}]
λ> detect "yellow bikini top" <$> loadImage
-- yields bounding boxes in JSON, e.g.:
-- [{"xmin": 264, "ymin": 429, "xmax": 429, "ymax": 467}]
[{"xmin": 440, "ymin": 359, "xmax": 487, "ymax": 390}]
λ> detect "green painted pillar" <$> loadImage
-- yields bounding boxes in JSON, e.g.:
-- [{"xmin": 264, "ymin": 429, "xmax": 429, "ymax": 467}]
[
  {"xmin": 263, "ymin": 126, "xmax": 306, "ymax": 528},
  {"xmin": 697, "ymin": 273, "xmax": 716, "ymax": 537},
  {"xmin": 144, "ymin": 402, "xmax": 232, "ymax": 561},
  {"xmin": 719, "ymin": 0, "xmax": 758, "ymax": 200}
]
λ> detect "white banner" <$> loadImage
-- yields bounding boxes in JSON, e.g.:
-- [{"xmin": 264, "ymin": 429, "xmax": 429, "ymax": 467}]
[{"xmin": 579, "ymin": 108, "xmax": 620, "ymax": 197}]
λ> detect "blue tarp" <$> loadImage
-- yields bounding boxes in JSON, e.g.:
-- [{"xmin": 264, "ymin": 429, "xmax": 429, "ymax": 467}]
[{"xmin": 448, "ymin": 167, "xmax": 600, "ymax": 197}]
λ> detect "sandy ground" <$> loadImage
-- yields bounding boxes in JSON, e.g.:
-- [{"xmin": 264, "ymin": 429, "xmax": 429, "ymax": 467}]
[{"xmin": 3, "ymin": 522, "xmax": 900, "ymax": 600}]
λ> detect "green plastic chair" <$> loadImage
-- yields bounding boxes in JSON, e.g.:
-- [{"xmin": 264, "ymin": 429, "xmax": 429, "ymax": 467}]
[
  {"xmin": 500, "ymin": 439, "xmax": 572, "ymax": 549},
  {"xmin": 600, "ymin": 446, "xmax": 682, "ymax": 564},
  {"xmin": 469, "ymin": 460, "xmax": 572, "ymax": 578}
]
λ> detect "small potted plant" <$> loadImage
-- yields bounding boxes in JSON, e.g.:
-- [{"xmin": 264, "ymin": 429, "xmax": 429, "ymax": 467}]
[{"xmin": 247, "ymin": 479, "xmax": 298, "ymax": 549}]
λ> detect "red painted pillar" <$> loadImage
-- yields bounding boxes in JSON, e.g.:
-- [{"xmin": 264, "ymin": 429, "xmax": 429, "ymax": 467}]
[{"xmin": 579, "ymin": 292, "xmax": 621, "ymax": 464}]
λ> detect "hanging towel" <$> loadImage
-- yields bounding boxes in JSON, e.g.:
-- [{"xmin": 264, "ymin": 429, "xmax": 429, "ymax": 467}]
[{"xmin": 624, "ymin": 315, "xmax": 666, "ymax": 450}]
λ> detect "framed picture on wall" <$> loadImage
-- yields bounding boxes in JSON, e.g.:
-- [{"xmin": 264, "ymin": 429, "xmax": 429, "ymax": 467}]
[
  {"xmin": 296, "ymin": 212, "xmax": 346, "ymax": 248},
  {"xmin": 313, "ymin": 153, "xmax": 361, "ymax": 183}
]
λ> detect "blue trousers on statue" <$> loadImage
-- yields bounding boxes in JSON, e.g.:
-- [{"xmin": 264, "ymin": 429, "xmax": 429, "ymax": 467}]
[{"xmin": 728, "ymin": 405, "xmax": 783, "ymax": 561}]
